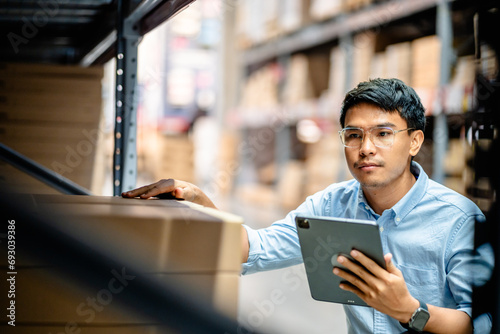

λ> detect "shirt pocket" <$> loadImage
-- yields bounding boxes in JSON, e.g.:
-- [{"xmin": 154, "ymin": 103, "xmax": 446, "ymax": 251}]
[{"xmin": 399, "ymin": 264, "xmax": 440, "ymax": 305}]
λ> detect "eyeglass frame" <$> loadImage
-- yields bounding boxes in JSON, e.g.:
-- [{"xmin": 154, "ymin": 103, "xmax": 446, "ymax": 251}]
[{"xmin": 338, "ymin": 126, "xmax": 416, "ymax": 148}]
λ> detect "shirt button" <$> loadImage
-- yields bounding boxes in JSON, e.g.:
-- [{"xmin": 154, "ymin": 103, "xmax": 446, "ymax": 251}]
[
  {"xmin": 365, "ymin": 205, "xmax": 370, "ymax": 210},
  {"xmin": 380, "ymin": 227, "xmax": 384, "ymax": 232},
  {"xmin": 395, "ymin": 217, "xmax": 401, "ymax": 222}
]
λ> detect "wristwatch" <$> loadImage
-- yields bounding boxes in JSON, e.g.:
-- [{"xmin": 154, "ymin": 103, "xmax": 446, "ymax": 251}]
[{"xmin": 400, "ymin": 299, "xmax": 430, "ymax": 333}]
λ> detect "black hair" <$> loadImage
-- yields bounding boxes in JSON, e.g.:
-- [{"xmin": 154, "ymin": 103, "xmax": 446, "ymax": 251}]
[{"xmin": 339, "ymin": 78, "xmax": 426, "ymax": 132}]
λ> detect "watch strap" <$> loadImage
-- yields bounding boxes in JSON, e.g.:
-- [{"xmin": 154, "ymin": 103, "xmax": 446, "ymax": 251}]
[
  {"xmin": 416, "ymin": 299, "xmax": 428, "ymax": 312},
  {"xmin": 399, "ymin": 299, "xmax": 430, "ymax": 333}
]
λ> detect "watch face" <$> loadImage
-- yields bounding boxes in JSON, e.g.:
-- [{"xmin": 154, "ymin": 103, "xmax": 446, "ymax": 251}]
[{"xmin": 411, "ymin": 309, "xmax": 430, "ymax": 331}]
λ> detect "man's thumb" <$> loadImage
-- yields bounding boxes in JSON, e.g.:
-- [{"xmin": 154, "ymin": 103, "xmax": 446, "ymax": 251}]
[
  {"xmin": 173, "ymin": 187, "xmax": 183, "ymax": 199},
  {"xmin": 385, "ymin": 253, "xmax": 395, "ymax": 269}
]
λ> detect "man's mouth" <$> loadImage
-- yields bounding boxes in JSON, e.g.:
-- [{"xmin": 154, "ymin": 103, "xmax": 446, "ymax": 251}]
[{"xmin": 354, "ymin": 161, "xmax": 383, "ymax": 171}]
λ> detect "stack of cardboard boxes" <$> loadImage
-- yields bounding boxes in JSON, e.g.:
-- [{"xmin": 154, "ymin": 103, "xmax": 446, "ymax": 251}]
[
  {"xmin": 411, "ymin": 35, "xmax": 442, "ymax": 89},
  {"xmin": 146, "ymin": 133, "xmax": 195, "ymax": 183},
  {"xmin": 239, "ymin": 63, "xmax": 280, "ymax": 110},
  {"xmin": 304, "ymin": 132, "xmax": 349, "ymax": 197},
  {"xmin": 1, "ymin": 194, "xmax": 243, "ymax": 333},
  {"xmin": 0, "ymin": 63, "xmax": 106, "ymax": 194},
  {"xmin": 351, "ymin": 31, "xmax": 377, "ymax": 86},
  {"xmin": 344, "ymin": 0, "xmax": 373, "ymax": 12},
  {"xmin": 236, "ymin": 0, "xmax": 376, "ymax": 47},
  {"xmin": 283, "ymin": 52, "xmax": 331, "ymax": 105},
  {"xmin": 350, "ymin": 34, "xmax": 441, "ymax": 93},
  {"xmin": 385, "ymin": 41, "xmax": 412, "ymax": 84},
  {"xmin": 310, "ymin": 0, "xmax": 344, "ymax": 21}
]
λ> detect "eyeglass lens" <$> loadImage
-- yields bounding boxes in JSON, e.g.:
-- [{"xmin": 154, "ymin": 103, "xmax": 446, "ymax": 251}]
[{"xmin": 342, "ymin": 127, "xmax": 395, "ymax": 148}]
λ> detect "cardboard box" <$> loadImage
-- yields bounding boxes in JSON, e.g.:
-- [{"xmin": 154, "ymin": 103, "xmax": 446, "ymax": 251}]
[
  {"xmin": 0, "ymin": 91, "xmax": 101, "ymax": 108},
  {"xmin": 0, "ymin": 76, "xmax": 102, "ymax": 96},
  {"xmin": 13, "ymin": 195, "xmax": 243, "ymax": 273},
  {"xmin": 304, "ymin": 133, "xmax": 347, "ymax": 195},
  {"xmin": 0, "ymin": 127, "xmax": 100, "ymax": 189},
  {"xmin": 153, "ymin": 134, "xmax": 195, "ymax": 182},
  {"xmin": 277, "ymin": 160, "xmax": 306, "ymax": 209},
  {"xmin": 369, "ymin": 52, "xmax": 387, "ymax": 79},
  {"xmin": 444, "ymin": 176, "xmax": 466, "ymax": 195},
  {"xmin": 328, "ymin": 46, "xmax": 347, "ymax": 98},
  {"xmin": 0, "ymin": 63, "xmax": 105, "ymax": 194},
  {"xmin": 283, "ymin": 52, "xmax": 330, "ymax": 104},
  {"xmin": 284, "ymin": 54, "xmax": 313, "ymax": 104},
  {"xmin": 1, "ymin": 325, "xmax": 171, "ymax": 334},
  {"xmin": 215, "ymin": 130, "xmax": 240, "ymax": 195},
  {"xmin": 352, "ymin": 31, "xmax": 377, "ymax": 85},
  {"xmin": 411, "ymin": 35, "xmax": 441, "ymax": 88},
  {"xmin": 0, "ymin": 163, "xmax": 62, "ymax": 194},
  {"xmin": 444, "ymin": 139, "xmax": 466, "ymax": 177},
  {"xmin": 279, "ymin": 0, "xmax": 311, "ymax": 33},
  {"xmin": 310, "ymin": 0, "xmax": 344, "ymax": 21},
  {"xmin": 235, "ymin": 183, "xmax": 278, "ymax": 207},
  {"xmin": 240, "ymin": 63, "xmax": 280, "ymax": 108},
  {"xmin": 0, "ymin": 268, "xmax": 238, "ymax": 324},
  {"xmin": 0, "ymin": 62, "xmax": 104, "ymax": 78},
  {"xmin": 345, "ymin": 0, "xmax": 372, "ymax": 11},
  {"xmin": 0, "ymin": 123, "xmax": 103, "ymax": 142},
  {"xmin": 0, "ymin": 195, "xmax": 242, "ymax": 328},
  {"xmin": 385, "ymin": 41, "xmax": 412, "ymax": 84},
  {"xmin": 0, "ymin": 104, "xmax": 101, "ymax": 123}
]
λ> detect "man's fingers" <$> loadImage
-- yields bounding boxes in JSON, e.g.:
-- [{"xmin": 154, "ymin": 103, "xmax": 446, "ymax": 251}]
[
  {"xmin": 121, "ymin": 179, "xmax": 175, "ymax": 199},
  {"xmin": 333, "ymin": 259, "xmax": 370, "ymax": 292},
  {"xmin": 338, "ymin": 280, "xmax": 362, "ymax": 296},
  {"xmin": 139, "ymin": 185, "xmax": 163, "ymax": 198},
  {"xmin": 384, "ymin": 253, "xmax": 402, "ymax": 276},
  {"xmin": 120, "ymin": 179, "xmax": 212, "ymax": 207},
  {"xmin": 174, "ymin": 187, "xmax": 195, "ymax": 202},
  {"xmin": 121, "ymin": 184, "xmax": 154, "ymax": 198},
  {"xmin": 350, "ymin": 250, "xmax": 386, "ymax": 278}
]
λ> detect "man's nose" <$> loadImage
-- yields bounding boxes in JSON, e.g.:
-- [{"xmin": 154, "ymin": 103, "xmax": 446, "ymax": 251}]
[{"xmin": 359, "ymin": 133, "xmax": 376, "ymax": 156}]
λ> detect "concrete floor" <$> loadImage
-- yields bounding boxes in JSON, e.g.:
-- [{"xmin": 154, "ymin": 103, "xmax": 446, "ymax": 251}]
[{"xmin": 239, "ymin": 266, "xmax": 348, "ymax": 334}]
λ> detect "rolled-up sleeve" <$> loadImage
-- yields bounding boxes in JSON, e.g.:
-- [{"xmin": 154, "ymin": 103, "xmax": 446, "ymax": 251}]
[
  {"xmin": 241, "ymin": 221, "xmax": 302, "ymax": 275},
  {"xmin": 241, "ymin": 188, "xmax": 330, "ymax": 275},
  {"xmin": 445, "ymin": 214, "xmax": 494, "ymax": 333}
]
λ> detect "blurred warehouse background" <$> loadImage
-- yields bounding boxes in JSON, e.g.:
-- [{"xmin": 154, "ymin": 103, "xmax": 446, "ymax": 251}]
[{"xmin": 1, "ymin": 0, "xmax": 499, "ymax": 333}]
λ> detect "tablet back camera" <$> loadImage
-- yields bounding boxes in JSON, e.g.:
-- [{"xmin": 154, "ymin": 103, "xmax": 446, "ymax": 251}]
[{"xmin": 298, "ymin": 218, "xmax": 310, "ymax": 229}]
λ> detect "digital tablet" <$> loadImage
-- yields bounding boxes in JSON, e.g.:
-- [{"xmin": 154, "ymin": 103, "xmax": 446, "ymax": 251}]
[{"xmin": 295, "ymin": 215, "xmax": 386, "ymax": 307}]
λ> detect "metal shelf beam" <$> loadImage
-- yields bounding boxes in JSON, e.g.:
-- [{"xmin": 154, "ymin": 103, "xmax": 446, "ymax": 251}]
[
  {"xmin": 432, "ymin": 0, "xmax": 454, "ymax": 183},
  {"xmin": 80, "ymin": 0, "xmax": 195, "ymax": 66},
  {"xmin": 241, "ymin": 0, "xmax": 455, "ymax": 67},
  {"xmin": 104, "ymin": 0, "xmax": 195, "ymax": 195},
  {"xmin": 0, "ymin": 143, "xmax": 92, "ymax": 195}
]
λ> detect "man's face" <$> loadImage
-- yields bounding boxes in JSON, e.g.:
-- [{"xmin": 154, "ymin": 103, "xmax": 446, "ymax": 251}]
[{"xmin": 342, "ymin": 102, "xmax": 421, "ymax": 189}]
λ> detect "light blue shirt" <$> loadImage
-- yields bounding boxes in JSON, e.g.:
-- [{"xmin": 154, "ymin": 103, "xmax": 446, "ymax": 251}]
[{"xmin": 242, "ymin": 162, "xmax": 494, "ymax": 333}]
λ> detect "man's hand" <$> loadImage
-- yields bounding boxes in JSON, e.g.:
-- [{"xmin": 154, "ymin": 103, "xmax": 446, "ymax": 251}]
[
  {"xmin": 333, "ymin": 250, "xmax": 474, "ymax": 333},
  {"xmin": 332, "ymin": 250, "xmax": 419, "ymax": 323},
  {"xmin": 121, "ymin": 179, "xmax": 217, "ymax": 209}
]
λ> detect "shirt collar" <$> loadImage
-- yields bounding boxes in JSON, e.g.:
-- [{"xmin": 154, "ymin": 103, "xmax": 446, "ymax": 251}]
[
  {"xmin": 356, "ymin": 161, "xmax": 428, "ymax": 225},
  {"xmin": 391, "ymin": 161, "xmax": 428, "ymax": 225},
  {"xmin": 357, "ymin": 189, "xmax": 378, "ymax": 219}
]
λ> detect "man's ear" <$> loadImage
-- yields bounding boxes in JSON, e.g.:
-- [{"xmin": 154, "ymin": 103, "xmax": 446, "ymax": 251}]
[{"xmin": 409, "ymin": 130, "xmax": 424, "ymax": 157}]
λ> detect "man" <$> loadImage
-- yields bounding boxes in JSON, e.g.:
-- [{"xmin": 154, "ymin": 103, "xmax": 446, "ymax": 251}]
[{"xmin": 123, "ymin": 79, "xmax": 493, "ymax": 333}]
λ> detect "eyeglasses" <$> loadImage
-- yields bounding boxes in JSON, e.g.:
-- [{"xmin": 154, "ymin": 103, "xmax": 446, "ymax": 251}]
[{"xmin": 339, "ymin": 126, "xmax": 415, "ymax": 148}]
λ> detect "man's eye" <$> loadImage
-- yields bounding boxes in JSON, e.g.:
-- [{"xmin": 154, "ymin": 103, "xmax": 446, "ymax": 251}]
[
  {"xmin": 347, "ymin": 133, "xmax": 361, "ymax": 139},
  {"xmin": 377, "ymin": 131, "xmax": 391, "ymax": 137}
]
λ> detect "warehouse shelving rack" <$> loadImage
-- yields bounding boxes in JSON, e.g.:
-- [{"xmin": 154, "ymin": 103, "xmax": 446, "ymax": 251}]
[
  {"xmin": 234, "ymin": 0, "xmax": 459, "ymax": 186},
  {"xmin": 0, "ymin": 0, "xmax": 195, "ymax": 195},
  {"xmin": 0, "ymin": 1, "xmax": 252, "ymax": 333},
  {"xmin": 231, "ymin": 0, "xmax": 500, "ymax": 328}
]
